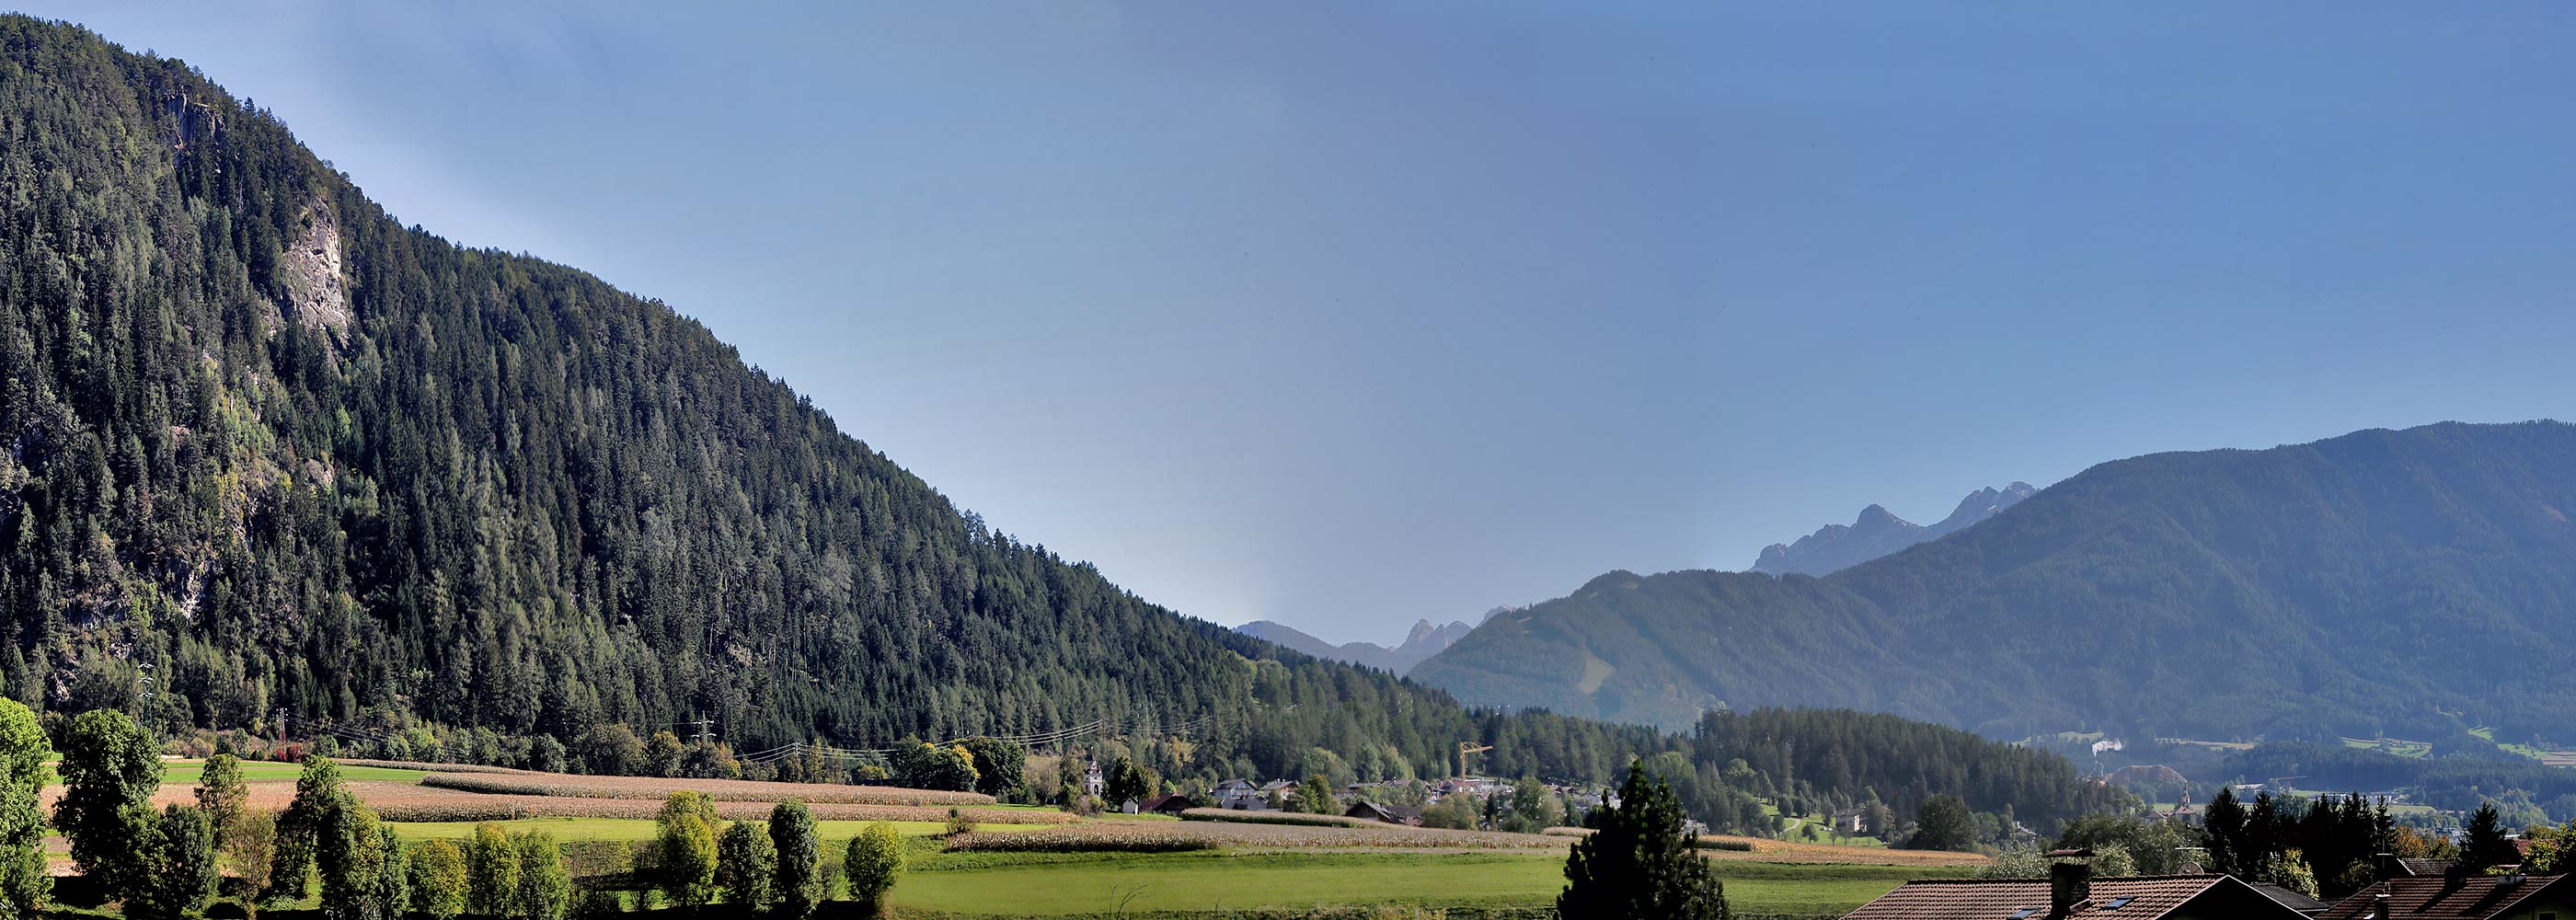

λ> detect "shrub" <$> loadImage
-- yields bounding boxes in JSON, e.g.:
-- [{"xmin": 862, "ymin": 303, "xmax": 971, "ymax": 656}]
[
  {"xmin": 842, "ymin": 822, "xmax": 906, "ymax": 916},
  {"xmin": 408, "ymin": 838, "xmax": 468, "ymax": 920},
  {"xmin": 943, "ymin": 807, "xmax": 976, "ymax": 837},
  {"xmin": 716, "ymin": 821, "xmax": 776, "ymax": 908}
]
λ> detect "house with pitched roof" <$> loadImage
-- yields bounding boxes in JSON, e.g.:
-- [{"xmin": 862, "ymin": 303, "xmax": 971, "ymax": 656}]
[
  {"xmin": 2317, "ymin": 874, "xmax": 2576, "ymax": 920},
  {"xmin": 1843, "ymin": 859, "xmax": 2307, "ymax": 920}
]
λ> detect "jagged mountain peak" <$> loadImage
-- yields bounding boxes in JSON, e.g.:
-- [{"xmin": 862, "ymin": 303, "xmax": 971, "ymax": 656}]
[
  {"xmin": 1749, "ymin": 482, "xmax": 2032, "ymax": 577},
  {"xmin": 1235, "ymin": 615, "xmax": 1478, "ymax": 674}
]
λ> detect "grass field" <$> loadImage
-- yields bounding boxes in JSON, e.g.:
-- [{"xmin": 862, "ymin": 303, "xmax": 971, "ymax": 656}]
[
  {"xmin": 59, "ymin": 753, "xmax": 1969, "ymax": 918},
  {"xmin": 888, "ymin": 850, "xmax": 1969, "ymax": 917},
  {"xmin": 159, "ymin": 760, "xmax": 430, "ymax": 785}
]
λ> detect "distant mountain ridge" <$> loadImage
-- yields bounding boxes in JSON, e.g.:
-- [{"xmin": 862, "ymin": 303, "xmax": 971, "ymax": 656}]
[
  {"xmin": 1235, "ymin": 617, "xmax": 1477, "ymax": 673},
  {"xmin": 1750, "ymin": 482, "xmax": 2035, "ymax": 576},
  {"xmin": 1414, "ymin": 421, "xmax": 2576, "ymax": 742}
]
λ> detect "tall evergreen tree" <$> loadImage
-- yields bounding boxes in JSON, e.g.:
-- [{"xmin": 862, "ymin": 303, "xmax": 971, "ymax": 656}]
[
  {"xmin": 2202, "ymin": 787, "xmax": 2248, "ymax": 877},
  {"xmin": 2462, "ymin": 802, "xmax": 2516, "ymax": 873},
  {"xmin": 1558, "ymin": 764, "xmax": 1731, "ymax": 920}
]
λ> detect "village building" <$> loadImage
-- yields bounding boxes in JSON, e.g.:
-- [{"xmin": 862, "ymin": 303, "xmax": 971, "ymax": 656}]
[
  {"xmin": 1213, "ymin": 778, "xmax": 1261, "ymax": 809},
  {"xmin": 2317, "ymin": 874, "xmax": 2576, "ymax": 920},
  {"xmin": 1842, "ymin": 859, "xmax": 2308, "ymax": 920},
  {"xmin": 1344, "ymin": 800, "xmax": 1423, "ymax": 826}
]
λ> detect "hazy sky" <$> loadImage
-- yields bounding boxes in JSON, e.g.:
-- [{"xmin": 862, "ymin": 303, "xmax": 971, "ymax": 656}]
[{"xmin": 30, "ymin": 2, "xmax": 2576, "ymax": 644}]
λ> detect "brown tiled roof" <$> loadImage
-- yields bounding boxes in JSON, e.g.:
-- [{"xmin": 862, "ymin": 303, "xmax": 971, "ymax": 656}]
[
  {"xmin": 2316, "ymin": 875, "xmax": 2570, "ymax": 920},
  {"xmin": 1843, "ymin": 876, "xmax": 2239, "ymax": 919}
]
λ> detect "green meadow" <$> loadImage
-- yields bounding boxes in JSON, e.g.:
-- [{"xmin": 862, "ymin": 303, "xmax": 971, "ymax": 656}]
[{"xmin": 886, "ymin": 850, "xmax": 1964, "ymax": 918}]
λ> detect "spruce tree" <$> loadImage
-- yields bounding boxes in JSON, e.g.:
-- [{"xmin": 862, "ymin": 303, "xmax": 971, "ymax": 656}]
[
  {"xmin": 2463, "ymin": 802, "xmax": 2517, "ymax": 873},
  {"xmin": 1558, "ymin": 763, "xmax": 1731, "ymax": 920}
]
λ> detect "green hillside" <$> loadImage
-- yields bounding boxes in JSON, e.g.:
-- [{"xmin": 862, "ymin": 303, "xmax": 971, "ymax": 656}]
[
  {"xmin": 1415, "ymin": 420, "xmax": 2576, "ymax": 741},
  {"xmin": 0, "ymin": 14, "xmax": 1613, "ymax": 782}
]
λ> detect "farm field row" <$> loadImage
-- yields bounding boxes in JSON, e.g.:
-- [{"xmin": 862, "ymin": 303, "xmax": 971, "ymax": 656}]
[
  {"xmin": 385, "ymin": 817, "xmax": 1026, "ymax": 844},
  {"xmin": 885, "ymin": 850, "xmax": 1972, "ymax": 918}
]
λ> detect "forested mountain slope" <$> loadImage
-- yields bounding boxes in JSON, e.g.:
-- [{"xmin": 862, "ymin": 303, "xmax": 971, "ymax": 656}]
[
  {"xmin": 1416, "ymin": 421, "xmax": 2576, "ymax": 742},
  {"xmin": 0, "ymin": 17, "xmax": 2152, "ymax": 840},
  {"xmin": 0, "ymin": 16, "xmax": 1630, "ymax": 782}
]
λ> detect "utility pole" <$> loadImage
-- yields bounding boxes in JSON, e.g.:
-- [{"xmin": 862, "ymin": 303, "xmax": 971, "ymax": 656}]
[{"xmin": 686, "ymin": 717, "xmax": 718, "ymax": 746}]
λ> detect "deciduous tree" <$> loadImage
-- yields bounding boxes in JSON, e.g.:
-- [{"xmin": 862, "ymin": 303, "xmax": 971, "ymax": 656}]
[
  {"xmin": 54, "ymin": 708, "xmax": 162, "ymax": 896},
  {"xmin": 0, "ymin": 697, "xmax": 50, "ymax": 915},
  {"xmin": 842, "ymin": 822, "xmax": 905, "ymax": 917},
  {"xmin": 715, "ymin": 821, "xmax": 776, "ymax": 908},
  {"xmin": 771, "ymin": 800, "xmax": 822, "ymax": 920}
]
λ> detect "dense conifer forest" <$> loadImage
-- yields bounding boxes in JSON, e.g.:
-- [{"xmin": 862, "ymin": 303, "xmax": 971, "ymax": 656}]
[{"xmin": 0, "ymin": 17, "xmax": 2133, "ymax": 836}]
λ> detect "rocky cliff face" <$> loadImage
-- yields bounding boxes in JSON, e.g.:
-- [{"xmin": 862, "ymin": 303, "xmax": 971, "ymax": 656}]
[{"xmin": 1750, "ymin": 482, "xmax": 2034, "ymax": 576}]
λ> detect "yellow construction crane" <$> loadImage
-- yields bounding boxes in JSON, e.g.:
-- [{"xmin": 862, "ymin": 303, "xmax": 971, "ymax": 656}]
[{"xmin": 1456, "ymin": 742, "xmax": 1494, "ymax": 779}]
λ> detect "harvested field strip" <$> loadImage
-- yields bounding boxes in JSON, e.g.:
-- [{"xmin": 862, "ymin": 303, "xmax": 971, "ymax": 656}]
[
  {"xmin": 419, "ymin": 771, "xmax": 996, "ymax": 807},
  {"xmin": 330, "ymin": 758, "xmax": 540, "ymax": 775},
  {"xmin": 942, "ymin": 818, "xmax": 1562, "ymax": 850},
  {"xmin": 387, "ymin": 817, "xmax": 1033, "ymax": 844},
  {"xmin": 348, "ymin": 782, "xmax": 1067, "ymax": 824},
  {"xmin": 1532, "ymin": 826, "xmax": 1977, "ymax": 866},
  {"xmin": 947, "ymin": 829, "xmax": 1214, "ymax": 853},
  {"xmin": 1179, "ymin": 808, "xmax": 1375, "ymax": 827}
]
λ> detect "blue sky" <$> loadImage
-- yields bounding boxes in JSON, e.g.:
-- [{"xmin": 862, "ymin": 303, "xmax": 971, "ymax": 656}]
[{"xmin": 33, "ymin": 2, "xmax": 2576, "ymax": 645}]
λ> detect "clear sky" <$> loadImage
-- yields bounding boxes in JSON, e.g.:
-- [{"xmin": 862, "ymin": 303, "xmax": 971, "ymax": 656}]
[{"xmin": 29, "ymin": 2, "xmax": 2575, "ymax": 645}]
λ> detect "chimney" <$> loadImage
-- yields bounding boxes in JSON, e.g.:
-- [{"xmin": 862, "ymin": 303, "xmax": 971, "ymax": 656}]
[
  {"xmin": 2371, "ymin": 892, "xmax": 2389, "ymax": 919},
  {"xmin": 2047, "ymin": 849, "xmax": 2093, "ymax": 919}
]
